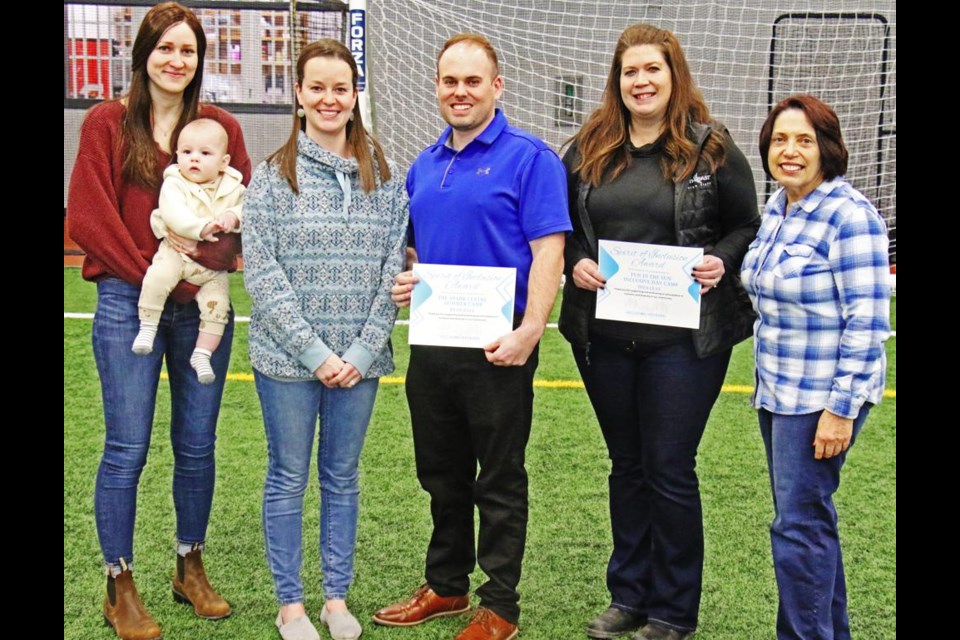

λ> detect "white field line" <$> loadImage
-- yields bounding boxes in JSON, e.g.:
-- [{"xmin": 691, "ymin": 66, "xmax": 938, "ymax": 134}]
[
  {"xmin": 63, "ymin": 312, "xmax": 562, "ymax": 329},
  {"xmin": 61, "ymin": 312, "xmax": 895, "ymax": 337}
]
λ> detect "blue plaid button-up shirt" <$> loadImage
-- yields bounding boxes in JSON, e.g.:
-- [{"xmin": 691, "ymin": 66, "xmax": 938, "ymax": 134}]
[{"xmin": 741, "ymin": 177, "xmax": 891, "ymax": 418}]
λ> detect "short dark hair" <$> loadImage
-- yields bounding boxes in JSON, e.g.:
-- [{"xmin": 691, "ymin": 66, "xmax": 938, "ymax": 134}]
[
  {"xmin": 759, "ymin": 94, "xmax": 848, "ymax": 181},
  {"xmin": 436, "ymin": 33, "xmax": 500, "ymax": 77}
]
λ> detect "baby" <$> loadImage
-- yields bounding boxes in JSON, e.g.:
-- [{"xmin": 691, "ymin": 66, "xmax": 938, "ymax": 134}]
[{"xmin": 132, "ymin": 118, "xmax": 245, "ymax": 384}]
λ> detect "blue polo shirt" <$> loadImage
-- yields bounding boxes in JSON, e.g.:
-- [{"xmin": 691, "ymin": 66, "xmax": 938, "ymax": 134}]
[{"xmin": 407, "ymin": 109, "xmax": 570, "ymax": 313}]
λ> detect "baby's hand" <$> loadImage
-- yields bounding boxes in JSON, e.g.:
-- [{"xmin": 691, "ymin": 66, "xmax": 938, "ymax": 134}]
[
  {"xmin": 216, "ymin": 212, "xmax": 240, "ymax": 233},
  {"xmin": 200, "ymin": 221, "xmax": 223, "ymax": 242}
]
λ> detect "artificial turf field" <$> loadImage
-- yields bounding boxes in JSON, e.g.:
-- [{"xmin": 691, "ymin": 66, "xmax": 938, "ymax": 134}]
[{"xmin": 64, "ymin": 268, "xmax": 896, "ymax": 639}]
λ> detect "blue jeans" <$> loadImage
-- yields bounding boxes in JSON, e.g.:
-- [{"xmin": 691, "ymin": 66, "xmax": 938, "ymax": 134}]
[
  {"xmin": 573, "ymin": 337, "xmax": 731, "ymax": 632},
  {"xmin": 92, "ymin": 277, "xmax": 233, "ymax": 565},
  {"xmin": 758, "ymin": 406, "xmax": 870, "ymax": 640},
  {"xmin": 255, "ymin": 371, "xmax": 378, "ymax": 604}
]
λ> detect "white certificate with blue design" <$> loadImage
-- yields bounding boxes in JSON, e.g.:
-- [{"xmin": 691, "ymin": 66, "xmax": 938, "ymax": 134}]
[
  {"xmin": 408, "ymin": 263, "xmax": 516, "ymax": 348},
  {"xmin": 596, "ymin": 240, "xmax": 703, "ymax": 329}
]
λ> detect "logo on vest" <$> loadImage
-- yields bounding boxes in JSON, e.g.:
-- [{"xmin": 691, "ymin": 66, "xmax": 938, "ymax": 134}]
[
  {"xmin": 687, "ymin": 173, "xmax": 711, "ymax": 190},
  {"xmin": 476, "ymin": 167, "xmax": 491, "ymax": 176}
]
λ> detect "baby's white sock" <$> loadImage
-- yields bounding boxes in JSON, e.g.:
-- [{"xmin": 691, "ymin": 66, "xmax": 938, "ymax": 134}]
[
  {"xmin": 132, "ymin": 323, "xmax": 159, "ymax": 355},
  {"xmin": 190, "ymin": 348, "xmax": 215, "ymax": 385}
]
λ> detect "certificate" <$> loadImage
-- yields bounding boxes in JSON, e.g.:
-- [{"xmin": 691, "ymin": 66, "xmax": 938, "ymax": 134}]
[
  {"xmin": 409, "ymin": 263, "xmax": 516, "ymax": 348},
  {"xmin": 595, "ymin": 240, "xmax": 703, "ymax": 329}
]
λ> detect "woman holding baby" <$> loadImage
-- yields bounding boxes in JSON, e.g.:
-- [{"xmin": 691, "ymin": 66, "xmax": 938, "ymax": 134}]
[{"xmin": 67, "ymin": 3, "xmax": 250, "ymax": 638}]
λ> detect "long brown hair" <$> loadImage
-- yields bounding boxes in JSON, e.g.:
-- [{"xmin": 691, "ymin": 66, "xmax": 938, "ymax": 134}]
[
  {"xmin": 122, "ymin": 2, "xmax": 206, "ymax": 189},
  {"xmin": 571, "ymin": 23, "xmax": 725, "ymax": 186},
  {"xmin": 269, "ymin": 39, "xmax": 390, "ymax": 194}
]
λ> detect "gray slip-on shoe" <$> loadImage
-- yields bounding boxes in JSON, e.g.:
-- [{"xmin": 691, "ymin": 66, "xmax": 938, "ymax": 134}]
[
  {"xmin": 276, "ymin": 612, "xmax": 321, "ymax": 640},
  {"xmin": 320, "ymin": 606, "xmax": 362, "ymax": 640}
]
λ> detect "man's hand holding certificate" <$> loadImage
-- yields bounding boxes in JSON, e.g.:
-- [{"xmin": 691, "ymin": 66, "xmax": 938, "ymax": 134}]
[
  {"xmin": 408, "ymin": 263, "xmax": 516, "ymax": 348},
  {"xmin": 596, "ymin": 240, "xmax": 703, "ymax": 329}
]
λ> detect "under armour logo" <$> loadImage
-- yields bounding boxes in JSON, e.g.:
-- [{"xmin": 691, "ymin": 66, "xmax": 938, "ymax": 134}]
[{"xmin": 476, "ymin": 167, "xmax": 491, "ymax": 176}]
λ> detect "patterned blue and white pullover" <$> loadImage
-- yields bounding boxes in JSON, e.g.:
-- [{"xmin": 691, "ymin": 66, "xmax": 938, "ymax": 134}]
[{"xmin": 243, "ymin": 131, "xmax": 409, "ymax": 380}]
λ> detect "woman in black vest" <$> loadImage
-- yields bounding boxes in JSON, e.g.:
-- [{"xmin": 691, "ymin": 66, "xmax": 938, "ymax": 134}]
[{"xmin": 559, "ymin": 24, "xmax": 759, "ymax": 640}]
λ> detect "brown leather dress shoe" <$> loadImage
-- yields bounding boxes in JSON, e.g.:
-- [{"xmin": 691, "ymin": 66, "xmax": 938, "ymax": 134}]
[
  {"xmin": 103, "ymin": 570, "xmax": 162, "ymax": 640},
  {"xmin": 454, "ymin": 608, "xmax": 518, "ymax": 640},
  {"xmin": 372, "ymin": 583, "xmax": 470, "ymax": 626},
  {"xmin": 172, "ymin": 550, "xmax": 232, "ymax": 619}
]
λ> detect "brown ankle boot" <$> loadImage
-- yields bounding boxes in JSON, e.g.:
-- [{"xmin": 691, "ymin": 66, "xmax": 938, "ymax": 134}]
[
  {"xmin": 103, "ymin": 569, "xmax": 162, "ymax": 640},
  {"xmin": 172, "ymin": 549, "xmax": 231, "ymax": 619}
]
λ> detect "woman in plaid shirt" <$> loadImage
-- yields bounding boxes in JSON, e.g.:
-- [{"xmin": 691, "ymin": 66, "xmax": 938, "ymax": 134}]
[{"xmin": 741, "ymin": 95, "xmax": 891, "ymax": 640}]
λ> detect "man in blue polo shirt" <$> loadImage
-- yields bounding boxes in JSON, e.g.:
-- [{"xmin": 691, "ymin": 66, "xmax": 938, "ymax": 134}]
[{"xmin": 373, "ymin": 34, "xmax": 570, "ymax": 640}]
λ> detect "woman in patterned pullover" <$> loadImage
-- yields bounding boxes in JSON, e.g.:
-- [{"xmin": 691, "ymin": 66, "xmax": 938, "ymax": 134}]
[{"xmin": 242, "ymin": 40, "xmax": 407, "ymax": 640}]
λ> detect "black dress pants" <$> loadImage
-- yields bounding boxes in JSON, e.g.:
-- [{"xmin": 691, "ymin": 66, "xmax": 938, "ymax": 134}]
[{"xmin": 406, "ymin": 343, "xmax": 539, "ymax": 624}]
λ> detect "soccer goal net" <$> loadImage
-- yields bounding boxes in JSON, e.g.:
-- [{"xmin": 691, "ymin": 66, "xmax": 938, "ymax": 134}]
[
  {"xmin": 63, "ymin": 1, "xmax": 896, "ymax": 265},
  {"xmin": 365, "ymin": 1, "xmax": 896, "ymax": 264}
]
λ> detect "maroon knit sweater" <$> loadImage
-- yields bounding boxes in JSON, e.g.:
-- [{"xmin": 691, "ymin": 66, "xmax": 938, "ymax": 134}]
[{"xmin": 67, "ymin": 101, "xmax": 252, "ymax": 296}]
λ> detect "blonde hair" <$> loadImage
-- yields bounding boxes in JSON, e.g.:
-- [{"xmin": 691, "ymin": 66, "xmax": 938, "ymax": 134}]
[{"xmin": 178, "ymin": 118, "xmax": 228, "ymax": 153}]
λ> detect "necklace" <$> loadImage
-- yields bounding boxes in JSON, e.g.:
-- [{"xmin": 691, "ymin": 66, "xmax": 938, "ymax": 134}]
[
  {"xmin": 152, "ymin": 109, "xmax": 181, "ymax": 141},
  {"xmin": 154, "ymin": 120, "xmax": 176, "ymax": 139}
]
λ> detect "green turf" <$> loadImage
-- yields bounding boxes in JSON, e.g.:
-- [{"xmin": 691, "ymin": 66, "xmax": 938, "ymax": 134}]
[{"xmin": 64, "ymin": 269, "xmax": 895, "ymax": 639}]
